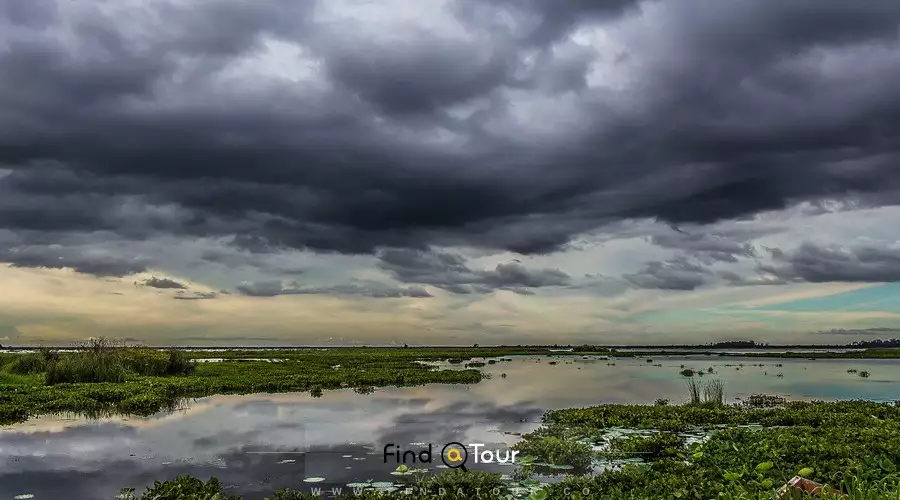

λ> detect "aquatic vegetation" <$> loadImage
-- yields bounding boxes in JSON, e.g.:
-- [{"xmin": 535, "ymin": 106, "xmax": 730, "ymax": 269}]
[
  {"xmin": 138, "ymin": 470, "xmax": 513, "ymax": 499},
  {"xmin": 686, "ymin": 378, "xmax": 724, "ymax": 405},
  {"xmin": 123, "ymin": 470, "xmax": 900, "ymax": 499},
  {"xmin": 742, "ymin": 394, "xmax": 787, "ymax": 409},
  {"xmin": 703, "ymin": 379, "xmax": 726, "ymax": 405},
  {"xmin": 608, "ymin": 432, "xmax": 685, "ymax": 459},
  {"xmin": 680, "ymin": 368, "xmax": 695, "ymax": 377},
  {"xmin": 512, "ymin": 435, "xmax": 594, "ymax": 471},
  {"xmin": 527, "ymin": 400, "xmax": 900, "ymax": 499},
  {"xmin": 119, "ymin": 475, "xmax": 239, "ymax": 500},
  {"xmin": 686, "ymin": 377, "xmax": 702, "ymax": 404},
  {"xmin": 859, "ymin": 371, "xmax": 871, "ymax": 378}
]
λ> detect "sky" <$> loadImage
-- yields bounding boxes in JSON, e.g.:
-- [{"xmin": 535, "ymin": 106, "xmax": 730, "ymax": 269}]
[{"xmin": 2, "ymin": 0, "xmax": 900, "ymax": 346}]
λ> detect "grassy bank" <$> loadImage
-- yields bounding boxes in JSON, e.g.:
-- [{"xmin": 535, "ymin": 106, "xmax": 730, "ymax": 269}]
[{"xmin": 1, "ymin": 343, "xmax": 526, "ymax": 425}]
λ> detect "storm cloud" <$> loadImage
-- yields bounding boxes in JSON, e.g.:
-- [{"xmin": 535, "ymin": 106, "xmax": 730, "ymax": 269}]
[
  {"xmin": 140, "ymin": 277, "xmax": 187, "ymax": 290},
  {"xmin": 1, "ymin": 0, "xmax": 900, "ymax": 274},
  {"xmin": 760, "ymin": 242, "xmax": 900, "ymax": 283},
  {"xmin": 377, "ymin": 248, "xmax": 571, "ymax": 294},
  {"xmin": 623, "ymin": 256, "xmax": 713, "ymax": 291}
]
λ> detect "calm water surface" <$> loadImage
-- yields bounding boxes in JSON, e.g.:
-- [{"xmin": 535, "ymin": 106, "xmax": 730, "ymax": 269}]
[{"xmin": 2, "ymin": 355, "xmax": 900, "ymax": 499}]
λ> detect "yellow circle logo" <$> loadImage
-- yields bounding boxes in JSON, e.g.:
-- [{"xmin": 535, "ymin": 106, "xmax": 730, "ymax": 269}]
[{"xmin": 445, "ymin": 448, "xmax": 463, "ymax": 462}]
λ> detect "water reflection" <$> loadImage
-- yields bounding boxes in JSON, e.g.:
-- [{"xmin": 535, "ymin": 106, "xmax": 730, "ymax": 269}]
[{"xmin": 3, "ymin": 355, "xmax": 900, "ymax": 499}]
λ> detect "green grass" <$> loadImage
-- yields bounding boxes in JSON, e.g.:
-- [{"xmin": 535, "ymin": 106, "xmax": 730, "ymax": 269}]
[{"xmin": 2, "ymin": 345, "xmax": 546, "ymax": 424}]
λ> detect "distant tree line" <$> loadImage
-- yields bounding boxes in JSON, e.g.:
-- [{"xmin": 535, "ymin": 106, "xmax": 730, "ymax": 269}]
[
  {"xmin": 705, "ymin": 340, "xmax": 770, "ymax": 348},
  {"xmin": 847, "ymin": 338, "xmax": 900, "ymax": 348}
]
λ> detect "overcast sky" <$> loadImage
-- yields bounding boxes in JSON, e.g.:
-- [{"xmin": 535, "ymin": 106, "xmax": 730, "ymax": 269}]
[{"xmin": 3, "ymin": 0, "xmax": 900, "ymax": 346}]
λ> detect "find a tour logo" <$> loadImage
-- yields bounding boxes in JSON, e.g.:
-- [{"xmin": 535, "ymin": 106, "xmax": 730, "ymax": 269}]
[{"xmin": 383, "ymin": 442, "xmax": 518, "ymax": 471}]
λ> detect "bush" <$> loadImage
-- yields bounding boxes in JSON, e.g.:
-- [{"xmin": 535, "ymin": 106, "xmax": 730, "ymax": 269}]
[
  {"xmin": 41, "ymin": 344, "xmax": 194, "ymax": 384},
  {"xmin": 513, "ymin": 436, "xmax": 594, "ymax": 471},
  {"xmin": 46, "ymin": 353, "xmax": 128, "ymax": 384},
  {"xmin": 118, "ymin": 348, "xmax": 194, "ymax": 376},
  {"xmin": 39, "ymin": 346, "xmax": 60, "ymax": 363},
  {"xmin": 8, "ymin": 353, "xmax": 46, "ymax": 374}
]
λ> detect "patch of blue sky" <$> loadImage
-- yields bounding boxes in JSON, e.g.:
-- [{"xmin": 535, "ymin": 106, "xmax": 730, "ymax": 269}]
[{"xmin": 750, "ymin": 283, "xmax": 900, "ymax": 313}]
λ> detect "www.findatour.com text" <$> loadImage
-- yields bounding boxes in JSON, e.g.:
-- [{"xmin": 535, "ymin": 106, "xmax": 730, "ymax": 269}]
[{"xmin": 305, "ymin": 485, "xmax": 594, "ymax": 498}]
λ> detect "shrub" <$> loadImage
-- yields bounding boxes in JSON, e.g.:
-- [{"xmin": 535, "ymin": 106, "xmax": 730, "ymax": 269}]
[
  {"xmin": 46, "ymin": 353, "xmax": 127, "ymax": 384},
  {"xmin": 8, "ymin": 353, "xmax": 46, "ymax": 374},
  {"xmin": 513, "ymin": 436, "xmax": 594, "ymax": 471},
  {"xmin": 39, "ymin": 346, "xmax": 60, "ymax": 363}
]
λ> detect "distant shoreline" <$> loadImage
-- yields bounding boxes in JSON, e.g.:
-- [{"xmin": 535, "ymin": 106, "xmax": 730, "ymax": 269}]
[{"xmin": 0, "ymin": 343, "xmax": 887, "ymax": 350}]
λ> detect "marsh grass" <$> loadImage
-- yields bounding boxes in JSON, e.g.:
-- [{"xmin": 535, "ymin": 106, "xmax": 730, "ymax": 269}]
[
  {"xmin": 686, "ymin": 378, "xmax": 725, "ymax": 406},
  {"xmin": 704, "ymin": 379, "xmax": 726, "ymax": 405},
  {"xmin": 1, "ymin": 347, "xmax": 503, "ymax": 424},
  {"xmin": 687, "ymin": 378, "xmax": 702, "ymax": 404},
  {"xmin": 43, "ymin": 338, "xmax": 194, "ymax": 385}
]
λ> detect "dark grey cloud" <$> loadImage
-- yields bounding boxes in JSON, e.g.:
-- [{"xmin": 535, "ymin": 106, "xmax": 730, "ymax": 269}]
[
  {"xmin": 623, "ymin": 256, "xmax": 712, "ymax": 291},
  {"xmin": 139, "ymin": 277, "xmax": 187, "ymax": 290},
  {"xmin": 236, "ymin": 280, "xmax": 432, "ymax": 298},
  {"xmin": 377, "ymin": 248, "xmax": 570, "ymax": 294},
  {"xmin": 0, "ymin": 245, "xmax": 150, "ymax": 277},
  {"xmin": 173, "ymin": 291, "xmax": 219, "ymax": 300},
  {"xmin": 2, "ymin": 0, "xmax": 900, "ymax": 274},
  {"xmin": 759, "ymin": 242, "xmax": 900, "ymax": 283},
  {"xmin": 645, "ymin": 226, "xmax": 763, "ymax": 263}
]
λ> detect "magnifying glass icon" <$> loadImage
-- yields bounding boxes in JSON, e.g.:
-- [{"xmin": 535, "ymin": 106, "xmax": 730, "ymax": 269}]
[{"xmin": 441, "ymin": 442, "xmax": 469, "ymax": 472}]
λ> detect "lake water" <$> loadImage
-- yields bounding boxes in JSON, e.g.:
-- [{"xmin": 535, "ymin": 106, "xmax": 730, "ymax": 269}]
[{"xmin": 2, "ymin": 355, "xmax": 899, "ymax": 499}]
